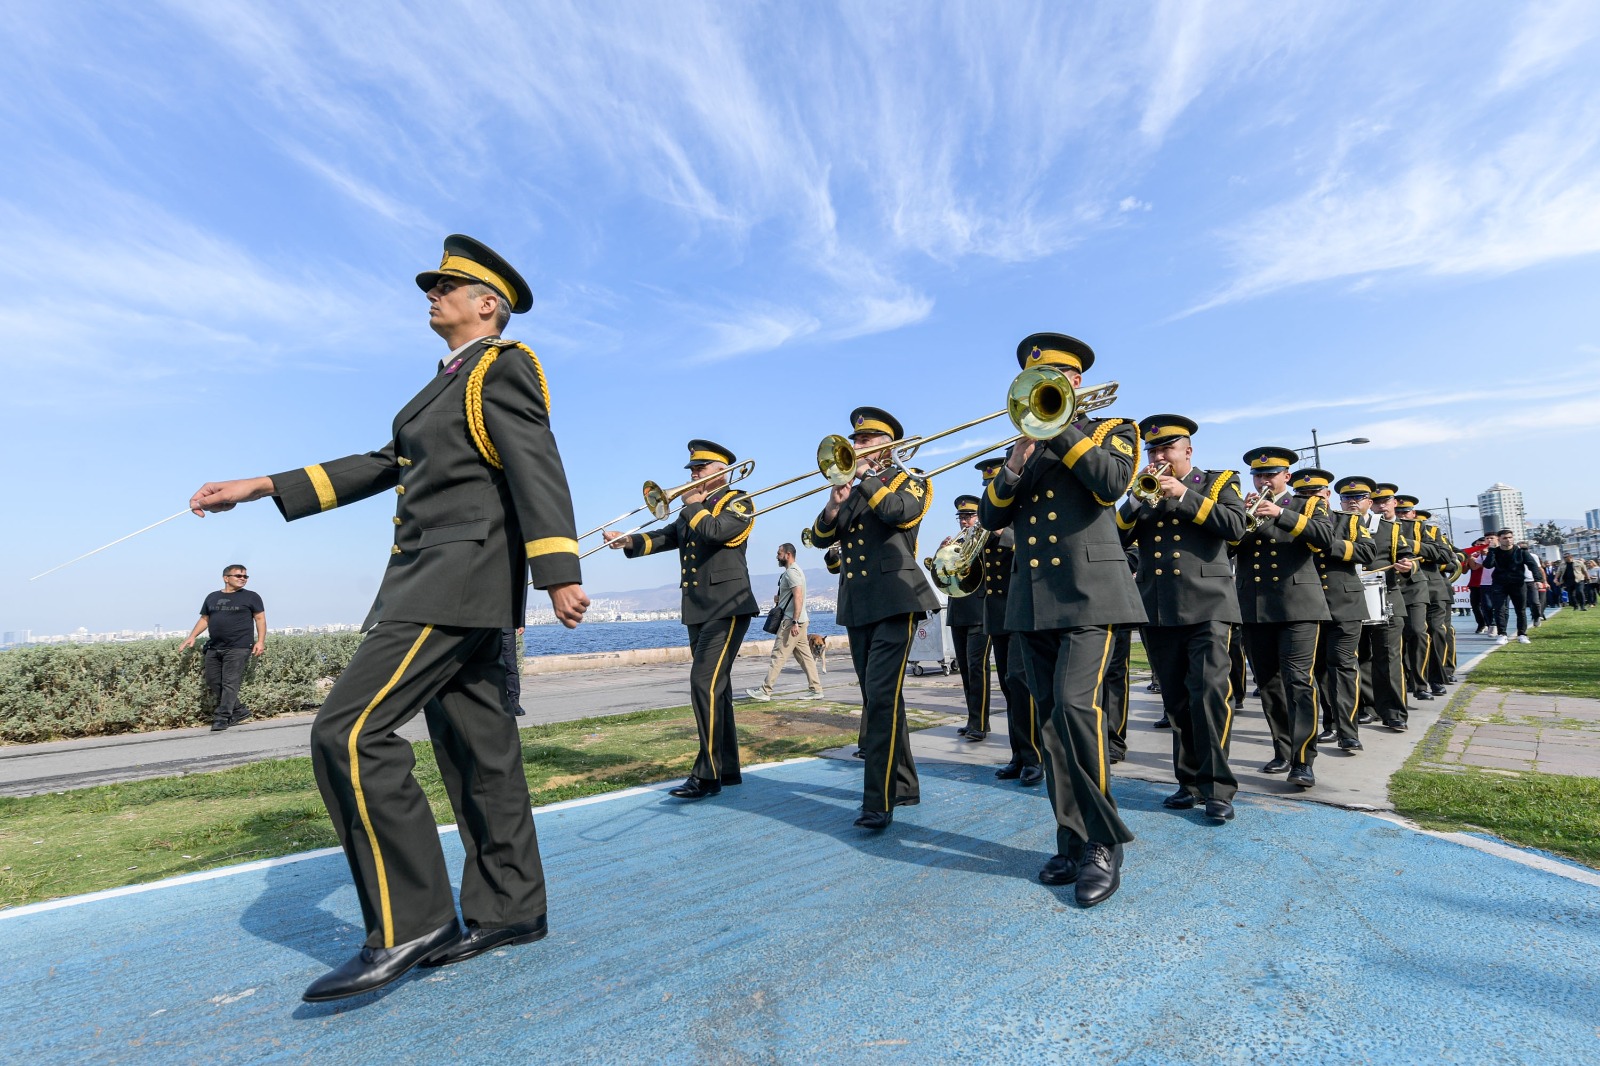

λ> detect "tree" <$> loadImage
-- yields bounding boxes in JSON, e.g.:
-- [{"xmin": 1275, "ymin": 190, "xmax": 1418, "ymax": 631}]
[{"xmin": 1530, "ymin": 520, "xmax": 1564, "ymax": 545}]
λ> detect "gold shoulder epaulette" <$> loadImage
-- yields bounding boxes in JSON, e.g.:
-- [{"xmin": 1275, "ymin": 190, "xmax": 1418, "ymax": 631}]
[{"xmin": 465, "ymin": 343, "xmax": 553, "ymax": 469}]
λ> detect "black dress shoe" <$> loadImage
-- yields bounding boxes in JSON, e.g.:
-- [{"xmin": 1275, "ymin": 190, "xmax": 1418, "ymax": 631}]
[
  {"xmin": 1390, "ymin": 720, "xmax": 1408, "ymax": 732},
  {"xmin": 302, "ymin": 920, "xmax": 460, "ymax": 1002},
  {"xmin": 1146, "ymin": 680, "xmax": 1162, "ymax": 694},
  {"xmin": 1316, "ymin": 727, "xmax": 1337, "ymax": 743},
  {"xmin": 1261, "ymin": 757, "xmax": 1290, "ymax": 774},
  {"xmin": 995, "ymin": 761, "xmax": 1023, "ymax": 779},
  {"xmin": 668, "ymin": 776, "xmax": 721, "ymax": 799},
  {"xmin": 1038, "ymin": 853, "xmax": 1078, "ymax": 885},
  {"xmin": 229, "ymin": 705, "xmax": 253, "ymax": 726},
  {"xmin": 420, "ymin": 916, "xmax": 547, "ymax": 968},
  {"xmin": 1413, "ymin": 690, "xmax": 1433, "ymax": 702},
  {"xmin": 210, "ymin": 718, "xmax": 230, "ymax": 732},
  {"xmin": 1152, "ymin": 717, "xmax": 1172, "ymax": 729},
  {"xmin": 1108, "ymin": 750, "xmax": 1125, "ymax": 764},
  {"xmin": 1443, "ymin": 674, "xmax": 1457, "ymax": 684},
  {"xmin": 893, "ymin": 795, "xmax": 920, "ymax": 807},
  {"xmin": 956, "ymin": 726, "xmax": 970, "ymax": 736},
  {"xmin": 1430, "ymin": 685, "xmax": 1447, "ymax": 696},
  {"xmin": 1338, "ymin": 737, "xmax": 1363, "ymax": 751},
  {"xmin": 1250, "ymin": 687, "xmax": 1262, "ymax": 698},
  {"xmin": 1162, "ymin": 788, "xmax": 1197, "ymax": 809},
  {"xmin": 1018, "ymin": 765, "xmax": 1045, "ymax": 787},
  {"xmin": 852, "ymin": 748, "xmax": 865, "ymax": 759},
  {"xmin": 1357, "ymin": 711, "xmax": 1376, "ymax": 724},
  {"xmin": 853, "ymin": 809, "xmax": 892, "ymax": 830},
  {"xmin": 1075, "ymin": 842, "xmax": 1123, "ymax": 907},
  {"xmin": 1232, "ymin": 698, "xmax": 1244, "ymax": 710},
  {"xmin": 1204, "ymin": 799, "xmax": 1235, "ymax": 822},
  {"xmin": 964, "ymin": 730, "xmax": 988, "ymax": 742},
  {"xmin": 1287, "ymin": 764, "xmax": 1315, "ymax": 788}
]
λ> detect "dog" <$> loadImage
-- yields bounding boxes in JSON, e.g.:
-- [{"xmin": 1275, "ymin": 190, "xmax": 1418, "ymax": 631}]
[{"xmin": 807, "ymin": 633, "xmax": 829, "ymax": 674}]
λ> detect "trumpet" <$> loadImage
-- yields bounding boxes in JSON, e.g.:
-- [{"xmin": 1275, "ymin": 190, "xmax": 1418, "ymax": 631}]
[
  {"xmin": 1131, "ymin": 462, "xmax": 1172, "ymax": 506},
  {"xmin": 1243, "ymin": 489, "xmax": 1278, "ymax": 534},
  {"xmin": 741, "ymin": 367, "xmax": 1119, "ymax": 519},
  {"xmin": 924, "ymin": 524, "xmax": 991, "ymax": 597},
  {"xmin": 577, "ymin": 459, "xmax": 756, "ymax": 559}
]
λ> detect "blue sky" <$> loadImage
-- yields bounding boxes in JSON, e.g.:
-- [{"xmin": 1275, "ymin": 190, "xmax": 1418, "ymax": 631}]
[{"xmin": 4, "ymin": 1, "xmax": 1599, "ymax": 635}]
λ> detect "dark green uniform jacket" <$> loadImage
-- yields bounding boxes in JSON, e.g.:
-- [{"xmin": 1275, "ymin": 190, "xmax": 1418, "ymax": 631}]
[
  {"xmin": 980, "ymin": 527, "xmax": 1015, "ymax": 636},
  {"xmin": 272, "ymin": 336, "xmax": 580, "ymax": 629},
  {"xmin": 1234, "ymin": 493, "xmax": 1336, "ymax": 624},
  {"xmin": 1396, "ymin": 518, "xmax": 1445, "ymax": 605},
  {"xmin": 1315, "ymin": 509, "xmax": 1381, "ymax": 621},
  {"xmin": 623, "ymin": 487, "xmax": 759, "ymax": 625},
  {"xmin": 811, "ymin": 469, "xmax": 940, "ymax": 627},
  {"xmin": 1363, "ymin": 513, "xmax": 1410, "ymax": 591},
  {"xmin": 978, "ymin": 417, "xmax": 1147, "ymax": 632},
  {"xmin": 1115, "ymin": 467, "xmax": 1248, "ymax": 626}
]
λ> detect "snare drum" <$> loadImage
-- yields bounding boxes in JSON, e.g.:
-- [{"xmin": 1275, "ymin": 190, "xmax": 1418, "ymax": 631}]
[{"xmin": 1359, "ymin": 571, "xmax": 1391, "ymax": 625}]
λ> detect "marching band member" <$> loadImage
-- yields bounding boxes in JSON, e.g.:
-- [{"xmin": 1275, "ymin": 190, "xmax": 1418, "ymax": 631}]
[
  {"xmin": 810, "ymin": 407, "xmax": 940, "ymax": 830},
  {"xmin": 979, "ymin": 333, "xmax": 1146, "ymax": 907},
  {"xmin": 1116, "ymin": 415, "xmax": 1248, "ymax": 822},
  {"xmin": 1391, "ymin": 495, "xmax": 1446, "ymax": 703},
  {"xmin": 944, "ymin": 495, "xmax": 994, "ymax": 741},
  {"xmin": 1236, "ymin": 447, "xmax": 1337, "ymax": 788},
  {"xmin": 1296, "ymin": 469, "xmax": 1377, "ymax": 752},
  {"xmin": 1342, "ymin": 478, "xmax": 1412, "ymax": 731},
  {"xmin": 1413, "ymin": 508, "xmax": 1457, "ymax": 690},
  {"xmin": 605, "ymin": 440, "xmax": 758, "ymax": 800},
  {"xmin": 974, "ymin": 458, "xmax": 1043, "ymax": 786}
]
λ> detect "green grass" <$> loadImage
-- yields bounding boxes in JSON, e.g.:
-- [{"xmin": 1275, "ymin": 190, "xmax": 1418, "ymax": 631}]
[
  {"xmin": 1390, "ymin": 767, "xmax": 1600, "ymax": 868},
  {"xmin": 1465, "ymin": 608, "xmax": 1600, "ymax": 698},
  {"xmin": 0, "ymin": 699, "xmax": 927, "ymax": 908}
]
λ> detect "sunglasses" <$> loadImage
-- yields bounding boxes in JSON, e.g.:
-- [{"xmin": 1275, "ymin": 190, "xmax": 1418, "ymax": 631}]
[{"xmin": 227, "ymin": 574, "xmax": 249, "ymax": 579}]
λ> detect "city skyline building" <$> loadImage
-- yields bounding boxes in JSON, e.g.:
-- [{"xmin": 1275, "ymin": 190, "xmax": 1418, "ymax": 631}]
[
  {"xmin": 1478, "ymin": 483, "xmax": 1527, "ymax": 544},
  {"xmin": 1587, "ymin": 508, "xmax": 1600, "ymax": 531}
]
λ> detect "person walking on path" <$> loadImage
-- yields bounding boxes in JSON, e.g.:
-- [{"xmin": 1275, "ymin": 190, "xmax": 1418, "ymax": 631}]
[
  {"xmin": 1477, "ymin": 530, "xmax": 1545, "ymax": 643},
  {"xmin": 180, "ymin": 564, "xmax": 265, "ymax": 731},
  {"xmin": 189, "ymin": 234, "xmax": 589, "ymax": 1003},
  {"xmin": 1558, "ymin": 554, "xmax": 1586, "ymax": 611},
  {"xmin": 748, "ymin": 542, "xmax": 824, "ymax": 701}
]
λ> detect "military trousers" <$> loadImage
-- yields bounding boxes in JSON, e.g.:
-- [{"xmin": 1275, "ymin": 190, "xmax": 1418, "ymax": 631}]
[
  {"xmin": 1243, "ymin": 621, "xmax": 1321, "ymax": 768},
  {"xmin": 992, "ymin": 630, "xmax": 1041, "ymax": 767},
  {"xmin": 1316, "ymin": 618, "xmax": 1364, "ymax": 742},
  {"xmin": 1400, "ymin": 597, "xmax": 1431, "ymax": 693},
  {"xmin": 309, "ymin": 621, "xmax": 545, "ymax": 950},
  {"xmin": 848, "ymin": 615, "xmax": 921, "ymax": 813},
  {"xmin": 950, "ymin": 624, "xmax": 992, "ymax": 733},
  {"xmin": 1359, "ymin": 590, "xmax": 1408, "ymax": 726},
  {"xmin": 1144, "ymin": 621, "xmax": 1238, "ymax": 802},
  {"xmin": 1424, "ymin": 591, "xmax": 1451, "ymax": 687},
  {"xmin": 1229, "ymin": 625, "xmax": 1247, "ymax": 707},
  {"xmin": 1102, "ymin": 627, "xmax": 1134, "ymax": 761},
  {"xmin": 684, "ymin": 614, "xmax": 751, "ymax": 784},
  {"xmin": 1022, "ymin": 627, "xmax": 1135, "ymax": 852}
]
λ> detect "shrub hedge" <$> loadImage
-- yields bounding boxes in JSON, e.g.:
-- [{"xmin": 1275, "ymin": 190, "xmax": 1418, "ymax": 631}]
[{"xmin": 0, "ymin": 633, "xmax": 364, "ymax": 743}]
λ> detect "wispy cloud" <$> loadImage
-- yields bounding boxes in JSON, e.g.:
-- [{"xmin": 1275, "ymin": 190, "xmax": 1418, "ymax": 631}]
[{"xmin": 1496, "ymin": 0, "xmax": 1600, "ymax": 90}]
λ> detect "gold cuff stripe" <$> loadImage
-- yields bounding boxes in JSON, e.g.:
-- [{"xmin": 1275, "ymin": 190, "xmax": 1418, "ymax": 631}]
[
  {"xmin": 526, "ymin": 537, "xmax": 579, "ymax": 559},
  {"xmin": 1061, "ymin": 436, "xmax": 1096, "ymax": 469},
  {"xmin": 439, "ymin": 254, "xmax": 518, "ymax": 308},
  {"xmin": 306, "ymin": 464, "xmax": 338, "ymax": 512},
  {"xmin": 688, "ymin": 508, "xmax": 708, "ymax": 531},
  {"xmin": 986, "ymin": 479, "xmax": 1015, "ymax": 507},
  {"xmin": 867, "ymin": 486, "xmax": 891, "ymax": 509},
  {"xmin": 1116, "ymin": 507, "xmax": 1137, "ymax": 530},
  {"xmin": 640, "ymin": 533, "xmax": 653, "ymax": 555},
  {"xmin": 1287, "ymin": 508, "xmax": 1309, "ymax": 537},
  {"xmin": 1192, "ymin": 497, "xmax": 1215, "ymax": 524},
  {"xmin": 349, "ymin": 623, "xmax": 433, "ymax": 947}
]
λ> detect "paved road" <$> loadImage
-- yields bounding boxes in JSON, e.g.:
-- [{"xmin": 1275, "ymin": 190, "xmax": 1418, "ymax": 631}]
[{"xmin": 3, "ymin": 757, "xmax": 1597, "ymax": 1063}]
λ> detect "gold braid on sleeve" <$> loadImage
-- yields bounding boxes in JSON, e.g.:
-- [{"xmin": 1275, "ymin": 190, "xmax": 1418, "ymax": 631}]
[
  {"xmin": 1090, "ymin": 419, "xmax": 1136, "ymax": 507},
  {"xmin": 465, "ymin": 343, "xmax": 554, "ymax": 470}
]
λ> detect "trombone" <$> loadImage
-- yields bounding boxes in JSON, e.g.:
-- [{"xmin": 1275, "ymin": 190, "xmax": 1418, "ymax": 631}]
[
  {"xmin": 741, "ymin": 366, "xmax": 1118, "ymax": 519},
  {"xmin": 577, "ymin": 459, "xmax": 756, "ymax": 559}
]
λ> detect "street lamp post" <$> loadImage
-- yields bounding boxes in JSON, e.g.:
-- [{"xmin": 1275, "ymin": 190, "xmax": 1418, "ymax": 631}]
[{"xmin": 1299, "ymin": 429, "xmax": 1371, "ymax": 468}]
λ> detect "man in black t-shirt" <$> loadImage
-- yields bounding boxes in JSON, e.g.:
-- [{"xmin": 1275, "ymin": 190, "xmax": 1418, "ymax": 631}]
[
  {"xmin": 181, "ymin": 564, "xmax": 266, "ymax": 730},
  {"xmin": 1478, "ymin": 530, "xmax": 1544, "ymax": 644}
]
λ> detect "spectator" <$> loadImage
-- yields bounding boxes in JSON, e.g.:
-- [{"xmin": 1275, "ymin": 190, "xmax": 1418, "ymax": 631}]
[
  {"xmin": 1558, "ymin": 555, "xmax": 1585, "ymax": 611},
  {"xmin": 1481, "ymin": 532, "xmax": 1543, "ymax": 644},
  {"xmin": 1522, "ymin": 542, "xmax": 1547, "ymax": 626},
  {"xmin": 180, "ymin": 564, "xmax": 265, "ymax": 730},
  {"xmin": 747, "ymin": 542, "xmax": 824, "ymax": 701},
  {"xmin": 1463, "ymin": 537, "xmax": 1491, "ymax": 633},
  {"xmin": 1587, "ymin": 559, "xmax": 1600, "ymax": 607}
]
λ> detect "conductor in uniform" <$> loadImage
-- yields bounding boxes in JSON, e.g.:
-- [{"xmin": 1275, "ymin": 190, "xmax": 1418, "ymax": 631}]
[
  {"xmin": 1235, "ymin": 447, "xmax": 1336, "ymax": 788},
  {"xmin": 605, "ymin": 440, "xmax": 758, "ymax": 799},
  {"xmin": 810, "ymin": 407, "xmax": 940, "ymax": 830},
  {"xmin": 1115, "ymin": 415, "xmax": 1248, "ymax": 822},
  {"xmin": 1294, "ymin": 469, "xmax": 1377, "ymax": 752},
  {"xmin": 979, "ymin": 333, "xmax": 1146, "ymax": 907},
  {"xmin": 942, "ymin": 494, "xmax": 993, "ymax": 741},
  {"xmin": 974, "ymin": 458, "xmax": 1043, "ymax": 786},
  {"xmin": 189, "ymin": 235, "xmax": 590, "ymax": 1001}
]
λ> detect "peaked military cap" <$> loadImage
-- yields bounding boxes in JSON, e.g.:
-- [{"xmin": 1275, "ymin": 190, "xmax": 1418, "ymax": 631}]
[
  {"xmin": 1139, "ymin": 414, "xmax": 1198, "ymax": 446},
  {"xmin": 1371, "ymin": 482, "xmax": 1398, "ymax": 501},
  {"xmin": 1412, "ymin": 508, "xmax": 1432, "ymax": 520},
  {"xmin": 1016, "ymin": 332, "xmax": 1095, "ymax": 374},
  {"xmin": 954, "ymin": 494, "xmax": 980, "ymax": 514},
  {"xmin": 849, "ymin": 406, "xmax": 904, "ymax": 440},
  {"xmin": 1394, "ymin": 494, "xmax": 1420, "ymax": 510},
  {"xmin": 1243, "ymin": 446, "xmax": 1299, "ymax": 472},
  {"xmin": 684, "ymin": 439, "xmax": 737, "ymax": 469},
  {"xmin": 416, "ymin": 234, "xmax": 533, "ymax": 314},
  {"xmin": 1334, "ymin": 475, "xmax": 1375, "ymax": 497},
  {"xmin": 1290, "ymin": 467, "xmax": 1333, "ymax": 493},
  {"xmin": 973, "ymin": 457, "xmax": 1005, "ymax": 480}
]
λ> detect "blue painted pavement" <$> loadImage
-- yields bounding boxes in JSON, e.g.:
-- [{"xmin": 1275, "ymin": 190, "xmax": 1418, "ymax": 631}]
[{"xmin": 2, "ymin": 758, "xmax": 1598, "ymax": 1064}]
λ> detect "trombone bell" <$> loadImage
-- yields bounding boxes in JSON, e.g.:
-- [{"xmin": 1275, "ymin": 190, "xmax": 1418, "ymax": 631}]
[
  {"xmin": 816, "ymin": 435, "xmax": 857, "ymax": 486},
  {"xmin": 1006, "ymin": 366, "xmax": 1117, "ymax": 440}
]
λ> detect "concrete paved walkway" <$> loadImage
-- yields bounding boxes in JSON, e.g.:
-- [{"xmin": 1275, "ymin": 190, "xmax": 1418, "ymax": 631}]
[
  {"xmin": 1421, "ymin": 687, "xmax": 1600, "ymax": 778},
  {"xmin": 3, "ymin": 757, "xmax": 1597, "ymax": 1064}
]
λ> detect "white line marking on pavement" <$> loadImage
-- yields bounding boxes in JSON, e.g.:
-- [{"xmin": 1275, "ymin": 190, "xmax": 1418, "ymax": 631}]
[{"xmin": 1365, "ymin": 810, "xmax": 1600, "ymax": 889}]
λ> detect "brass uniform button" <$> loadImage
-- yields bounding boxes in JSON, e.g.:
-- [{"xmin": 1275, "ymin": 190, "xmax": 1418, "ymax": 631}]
[
  {"xmin": 397, "ymin": 457, "xmax": 413, "ymax": 466},
  {"xmin": 1172, "ymin": 568, "xmax": 1181, "ymax": 576},
  {"xmin": 395, "ymin": 485, "xmax": 405, "ymax": 494},
  {"xmin": 1155, "ymin": 568, "xmax": 1163, "ymax": 575},
  {"xmin": 1049, "ymin": 535, "xmax": 1057, "ymax": 543},
  {"xmin": 1028, "ymin": 536, "xmax": 1038, "ymax": 545},
  {"xmin": 1051, "ymin": 557, "xmax": 1060, "ymax": 566},
  {"xmin": 1154, "ymin": 551, "xmax": 1162, "ymax": 559},
  {"xmin": 1030, "ymin": 559, "xmax": 1040, "ymax": 568},
  {"xmin": 1047, "ymin": 490, "xmax": 1055, "ymax": 498},
  {"xmin": 1047, "ymin": 512, "xmax": 1057, "ymax": 520},
  {"xmin": 1172, "ymin": 552, "xmax": 1181, "ymax": 559},
  {"xmin": 391, "ymin": 545, "xmax": 402, "ymax": 555},
  {"xmin": 393, "ymin": 517, "xmax": 401, "ymax": 525}
]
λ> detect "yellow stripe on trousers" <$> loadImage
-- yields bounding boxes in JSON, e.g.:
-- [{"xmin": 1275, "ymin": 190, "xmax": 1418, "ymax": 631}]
[
  {"xmin": 1221, "ymin": 627, "xmax": 1236, "ymax": 747},
  {"xmin": 1298, "ymin": 626, "xmax": 1322, "ymax": 763},
  {"xmin": 706, "ymin": 622, "xmax": 738, "ymax": 780},
  {"xmin": 1092, "ymin": 628, "xmax": 1114, "ymax": 793},
  {"xmin": 349, "ymin": 624, "xmax": 433, "ymax": 948},
  {"xmin": 883, "ymin": 616, "xmax": 916, "ymax": 811},
  {"xmin": 978, "ymin": 637, "xmax": 992, "ymax": 730}
]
